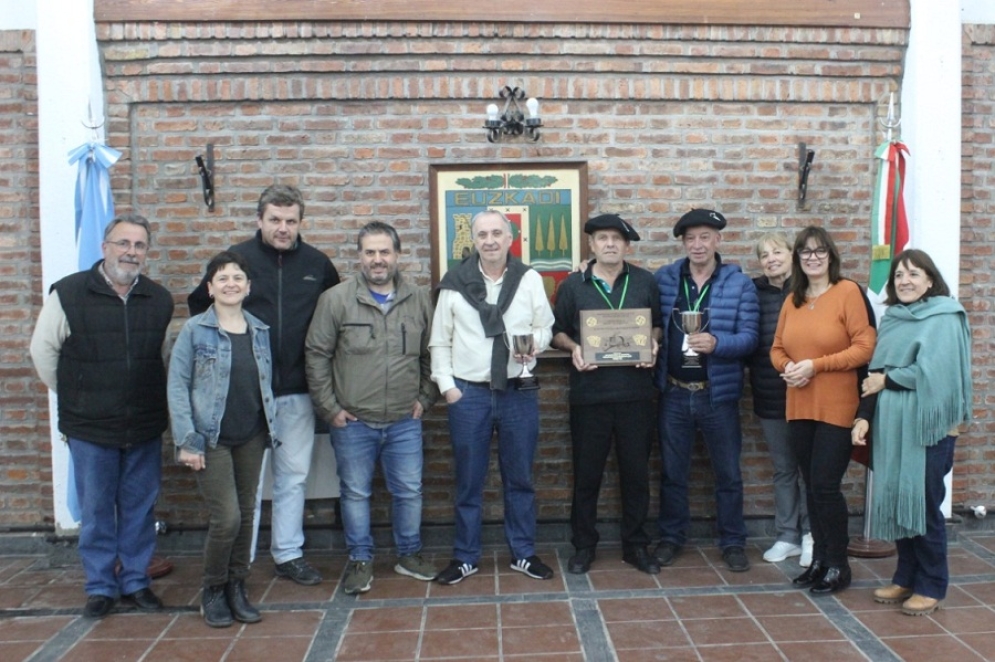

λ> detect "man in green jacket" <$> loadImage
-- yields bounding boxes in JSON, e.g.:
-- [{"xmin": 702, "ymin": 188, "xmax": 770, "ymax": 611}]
[{"xmin": 304, "ymin": 221, "xmax": 439, "ymax": 594}]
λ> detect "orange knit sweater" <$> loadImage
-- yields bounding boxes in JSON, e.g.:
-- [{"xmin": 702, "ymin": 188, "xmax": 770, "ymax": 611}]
[{"xmin": 769, "ymin": 279, "xmax": 876, "ymax": 428}]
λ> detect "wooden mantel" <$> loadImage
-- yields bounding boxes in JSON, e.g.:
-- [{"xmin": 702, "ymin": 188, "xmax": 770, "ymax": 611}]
[{"xmin": 94, "ymin": 0, "xmax": 910, "ymax": 29}]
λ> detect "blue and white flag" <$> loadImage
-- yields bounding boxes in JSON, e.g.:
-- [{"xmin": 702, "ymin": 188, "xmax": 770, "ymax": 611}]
[{"xmin": 63, "ymin": 141, "xmax": 121, "ymax": 521}]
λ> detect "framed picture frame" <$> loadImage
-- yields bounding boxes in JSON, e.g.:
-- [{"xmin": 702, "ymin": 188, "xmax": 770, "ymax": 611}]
[{"xmin": 429, "ymin": 161, "xmax": 589, "ymax": 305}]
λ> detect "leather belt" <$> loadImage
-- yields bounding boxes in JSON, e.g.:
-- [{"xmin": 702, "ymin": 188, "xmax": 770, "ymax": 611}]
[
  {"xmin": 460, "ymin": 378, "xmax": 523, "ymax": 390},
  {"xmin": 462, "ymin": 380, "xmax": 491, "ymax": 388},
  {"xmin": 667, "ymin": 376, "xmax": 709, "ymax": 392}
]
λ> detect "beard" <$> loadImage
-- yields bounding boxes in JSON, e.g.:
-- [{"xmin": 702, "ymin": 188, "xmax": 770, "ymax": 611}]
[
  {"xmin": 103, "ymin": 258, "xmax": 141, "ymax": 286},
  {"xmin": 363, "ymin": 264, "xmax": 396, "ymax": 286}
]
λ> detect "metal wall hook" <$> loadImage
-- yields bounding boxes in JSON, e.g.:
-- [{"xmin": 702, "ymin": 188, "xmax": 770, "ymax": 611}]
[
  {"xmin": 81, "ymin": 101, "xmax": 104, "ymax": 142},
  {"xmin": 879, "ymin": 91, "xmax": 901, "ymax": 143},
  {"xmin": 194, "ymin": 143, "xmax": 215, "ymax": 212},
  {"xmin": 797, "ymin": 142, "xmax": 815, "ymax": 208}
]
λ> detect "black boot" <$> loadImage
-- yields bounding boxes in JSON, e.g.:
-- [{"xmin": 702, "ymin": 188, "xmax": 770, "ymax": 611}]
[
  {"xmin": 201, "ymin": 584, "xmax": 233, "ymax": 628},
  {"xmin": 225, "ymin": 578, "xmax": 262, "ymax": 623},
  {"xmin": 791, "ymin": 560, "xmax": 827, "ymax": 588},
  {"xmin": 810, "ymin": 565, "xmax": 852, "ymax": 595}
]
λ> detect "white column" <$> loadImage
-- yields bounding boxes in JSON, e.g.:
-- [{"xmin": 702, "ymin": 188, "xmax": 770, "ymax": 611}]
[
  {"xmin": 35, "ymin": 0, "xmax": 103, "ymax": 534},
  {"xmin": 904, "ymin": 1, "xmax": 961, "ymax": 279}
]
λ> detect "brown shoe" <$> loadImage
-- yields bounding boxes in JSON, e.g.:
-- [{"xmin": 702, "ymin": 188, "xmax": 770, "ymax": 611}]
[
  {"xmin": 873, "ymin": 584, "xmax": 913, "ymax": 604},
  {"xmin": 901, "ymin": 594, "xmax": 942, "ymax": 616}
]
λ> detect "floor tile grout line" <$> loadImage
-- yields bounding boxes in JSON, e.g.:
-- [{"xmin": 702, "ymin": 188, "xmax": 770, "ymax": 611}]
[
  {"xmin": 22, "ymin": 616, "xmax": 97, "ymax": 662},
  {"xmin": 731, "ymin": 592, "xmax": 793, "ymax": 661},
  {"xmin": 804, "ymin": 592, "xmax": 904, "ymax": 662},
  {"xmin": 570, "ymin": 597, "xmax": 617, "ymax": 662}
]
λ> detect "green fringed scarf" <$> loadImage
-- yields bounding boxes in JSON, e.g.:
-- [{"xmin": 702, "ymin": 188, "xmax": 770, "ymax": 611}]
[{"xmin": 869, "ymin": 296, "xmax": 972, "ymax": 540}]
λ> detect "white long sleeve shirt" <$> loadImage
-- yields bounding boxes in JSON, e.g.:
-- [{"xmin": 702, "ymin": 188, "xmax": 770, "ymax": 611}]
[{"xmin": 429, "ymin": 265, "xmax": 553, "ymax": 394}]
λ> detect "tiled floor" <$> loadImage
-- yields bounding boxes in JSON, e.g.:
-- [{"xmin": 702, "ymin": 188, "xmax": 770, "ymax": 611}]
[{"xmin": 2, "ymin": 534, "xmax": 995, "ymax": 661}]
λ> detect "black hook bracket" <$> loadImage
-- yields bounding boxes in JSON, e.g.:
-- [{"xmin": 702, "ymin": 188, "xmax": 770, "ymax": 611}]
[
  {"xmin": 195, "ymin": 143, "xmax": 215, "ymax": 212},
  {"xmin": 797, "ymin": 143, "xmax": 815, "ymax": 209}
]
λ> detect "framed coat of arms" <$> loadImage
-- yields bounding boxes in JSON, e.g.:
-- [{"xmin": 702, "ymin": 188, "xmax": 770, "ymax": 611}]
[{"xmin": 429, "ymin": 161, "xmax": 588, "ymax": 305}]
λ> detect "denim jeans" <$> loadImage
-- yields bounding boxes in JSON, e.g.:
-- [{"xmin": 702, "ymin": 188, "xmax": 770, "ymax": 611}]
[
  {"xmin": 268, "ymin": 393, "xmax": 316, "ymax": 564},
  {"xmin": 69, "ymin": 436, "xmax": 162, "ymax": 598},
  {"xmin": 198, "ymin": 431, "xmax": 266, "ymax": 587},
  {"xmin": 330, "ymin": 416, "xmax": 424, "ymax": 560},
  {"xmin": 759, "ymin": 417, "xmax": 809, "ymax": 544},
  {"xmin": 658, "ymin": 384, "xmax": 747, "ymax": 548},
  {"xmin": 893, "ymin": 435, "xmax": 957, "ymax": 600},
  {"xmin": 446, "ymin": 379, "xmax": 539, "ymax": 564},
  {"xmin": 790, "ymin": 420, "xmax": 852, "ymax": 567}
]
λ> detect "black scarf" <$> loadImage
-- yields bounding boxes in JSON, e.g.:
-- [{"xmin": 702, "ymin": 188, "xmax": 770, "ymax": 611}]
[{"xmin": 438, "ymin": 253, "xmax": 529, "ymax": 390}]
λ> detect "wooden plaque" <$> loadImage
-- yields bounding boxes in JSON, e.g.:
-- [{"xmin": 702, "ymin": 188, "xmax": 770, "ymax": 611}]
[{"xmin": 580, "ymin": 308, "xmax": 653, "ymax": 366}]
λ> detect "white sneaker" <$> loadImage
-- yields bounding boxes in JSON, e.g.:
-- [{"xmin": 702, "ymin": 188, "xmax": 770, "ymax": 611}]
[
  {"xmin": 799, "ymin": 533, "xmax": 814, "ymax": 567},
  {"xmin": 763, "ymin": 541, "xmax": 802, "ymax": 563}
]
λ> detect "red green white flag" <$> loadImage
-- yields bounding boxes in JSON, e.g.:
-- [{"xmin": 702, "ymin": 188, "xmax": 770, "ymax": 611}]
[{"xmin": 869, "ymin": 141, "xmax": 910, "ymax": 296}]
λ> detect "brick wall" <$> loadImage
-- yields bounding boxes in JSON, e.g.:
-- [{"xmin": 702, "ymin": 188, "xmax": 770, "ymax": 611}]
[
  {"xmin": 80, "ymin": 21, "xmax": 910, "ymax": 532},
  {"xmin": 960, "ymin": 25, "xmax": 995, "ymax": 510},
  {"xmin": 25, "ymin": 19, "xmax": 992, "ymax": 534},
  {"xmin": 0, "ymin": 30, "xmax": 45, "ymax": 526}
]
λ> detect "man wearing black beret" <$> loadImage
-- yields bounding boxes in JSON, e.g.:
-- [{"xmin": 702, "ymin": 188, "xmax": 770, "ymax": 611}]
[
  {"xmin": 653, "ymin": 208, "xmax": 759, "ymax": 572},
  {"xmin": 551, "ymin": 213, "xmax": 664, "ymax": 575}
]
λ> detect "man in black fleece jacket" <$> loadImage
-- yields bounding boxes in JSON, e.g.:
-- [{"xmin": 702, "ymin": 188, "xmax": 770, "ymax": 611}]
[{"xmin": 189, "ymin": 184, "xmax": 339, "ymax": 585}]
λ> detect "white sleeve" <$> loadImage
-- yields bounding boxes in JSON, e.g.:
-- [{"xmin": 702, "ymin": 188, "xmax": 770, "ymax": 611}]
[
  {"xmin": 429, "ymin": 289, "xmax": 457, "ymax": 394},
  {"xmin": 29, "ymin": 290, "xmax": 70, "ymax": 391}
]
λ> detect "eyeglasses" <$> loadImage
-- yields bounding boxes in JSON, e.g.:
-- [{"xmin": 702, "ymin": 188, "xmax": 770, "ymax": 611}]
[
  {"xmin": 798, "ymin": 247, "xmax": 829, "ymax": 260},
  {"xmin": 106, "ymin": 239, "xmax": 149, "ymax": 254}
]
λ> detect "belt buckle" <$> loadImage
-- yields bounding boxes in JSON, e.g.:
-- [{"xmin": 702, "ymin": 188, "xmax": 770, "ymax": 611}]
[{"xmin": 686, "ymin": 381, "xmax": 705, "ymax": 392}]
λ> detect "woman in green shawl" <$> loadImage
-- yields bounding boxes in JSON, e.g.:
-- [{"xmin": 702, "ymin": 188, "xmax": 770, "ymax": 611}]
[{"xmin": 852, "ymin": 249, "xmax": 972, "ymax": 617}]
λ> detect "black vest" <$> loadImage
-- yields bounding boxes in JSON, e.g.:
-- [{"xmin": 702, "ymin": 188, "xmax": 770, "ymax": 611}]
[
  {"xmin": 53, "ymin": 263, "xmax": 174, "ymax": 447},
  {"xmin": 748, "ymin": 275, "xmax": 790, "ymax": 419}
]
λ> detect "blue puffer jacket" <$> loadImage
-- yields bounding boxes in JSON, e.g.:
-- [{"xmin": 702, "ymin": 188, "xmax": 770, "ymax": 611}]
[{"xmin": 654, "ymin": 256, "xmax": 760, "ymax": 404}]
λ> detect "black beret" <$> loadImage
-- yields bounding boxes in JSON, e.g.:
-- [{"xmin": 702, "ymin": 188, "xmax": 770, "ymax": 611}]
[
  {"xmin": 673, "ymin": 208, "xmax": 727, "ymax": 237},
  {"xmin": 584, "ymin": 213, "xmax": 640, "ymax": 242}
]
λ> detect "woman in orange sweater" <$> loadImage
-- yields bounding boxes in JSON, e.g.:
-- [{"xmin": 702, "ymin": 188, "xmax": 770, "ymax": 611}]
[{"xmin": 770, "ymin": 226, "xmax": 876, "ymax": 594}]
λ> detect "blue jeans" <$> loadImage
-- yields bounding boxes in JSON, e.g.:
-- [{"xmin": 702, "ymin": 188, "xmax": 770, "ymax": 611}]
[
  {"xmin": 329, "ymin": 416, "xmax": 424, "ymax": 560},
  {"xmin": 447, "ymin": 379, "xmax": 539, "ymax": 564},
  {"xmin": 69, "ymin": 436, "xmax": 162, "ymax": 598},
  {"xmin": 893, "ymin": 435, "xmax": 957, "ymax": 600},
  {"xmin": 268, "ymin": 393, "xmax": 316, "ymax": 564},
  {"xmin": 658, "ymin": 384, "xmax": 747, "ymax": 548}
]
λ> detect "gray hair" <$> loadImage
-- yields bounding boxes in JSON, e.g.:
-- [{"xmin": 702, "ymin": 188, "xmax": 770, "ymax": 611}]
[
  {"xmin": 470, "ymin": 209, "xmax": 513, "ymax": 234},
  {"xmin": 103, "ymin": 214, "xmax": 152, "ymax": 244}
]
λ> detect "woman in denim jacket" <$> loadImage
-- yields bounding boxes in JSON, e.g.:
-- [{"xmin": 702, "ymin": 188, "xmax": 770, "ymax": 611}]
[{"xmin": 168, "ymin": 251, "xmax": 278, "ymax": 628}]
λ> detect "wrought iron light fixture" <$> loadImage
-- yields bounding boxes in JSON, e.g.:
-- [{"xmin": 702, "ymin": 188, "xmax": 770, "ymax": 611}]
[{"xmin": 484, "ymin": 86, "xmax": 542, "ymax": 142}]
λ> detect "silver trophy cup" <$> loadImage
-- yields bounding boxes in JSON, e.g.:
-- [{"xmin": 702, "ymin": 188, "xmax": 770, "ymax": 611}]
[
  {"xmin": 512, "ymin": 334, "xmax": 540, "ymax": 390},
  {"xmin": 671, "ymin": 309, "xmax": 709, "ymax": 368}
]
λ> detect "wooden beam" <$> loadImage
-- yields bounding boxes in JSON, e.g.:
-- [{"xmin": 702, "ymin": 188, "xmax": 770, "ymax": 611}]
[{"xmin": 94, "ymin": 0, "xmax": 909, "ymax": 29}]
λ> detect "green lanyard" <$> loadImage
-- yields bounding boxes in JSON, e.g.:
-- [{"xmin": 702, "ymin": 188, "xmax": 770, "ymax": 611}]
[
  {"xmin": 593, "ymin": 273, "xmax": 629, "ymax": 310},
  {"xmin": 682, "ymin": 278, "xmax": 710, "ymax": 312}
]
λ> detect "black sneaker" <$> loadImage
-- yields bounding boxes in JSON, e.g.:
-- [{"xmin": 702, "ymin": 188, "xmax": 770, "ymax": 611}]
[
  {"xmin": 83, "ymin": 594, "xmax": 116, "ymax": 619},
  {"xmin": 567, "ymin": 548, "xmax": 596, "ymax": 574},
  {"xmin": 623, "ymin": 547, "xmax": 661, "ymax": 575},
  {"xmin": 653, "ymin": 541, "xmax": 682, "ymax": 567},
  {"xmin": 123, "ymin": 587, "xmax": 162, "ymax": 612},
  {"xmin": 722, "ymin": 546, "xmax": 751, "ymax": 572},
  {"xmin": 274, "ymin": 557, "xmax": 323, "ymax": 585},
  {"xmin": 511, "ymin": 555, "xmax": 554, "ymax": 580},
  {"xmin": 435, "ymin": 559, "xmax": 479, "ymax": 585}
]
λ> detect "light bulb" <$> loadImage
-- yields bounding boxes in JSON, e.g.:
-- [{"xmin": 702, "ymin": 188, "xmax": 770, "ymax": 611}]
[
  {"xmin": 526, "ymin": 97, "xmax": 539, "ymax": 119},
  {"xmin": 486, "ymin": 104, "xmax": 500, "ymax": 122}
]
